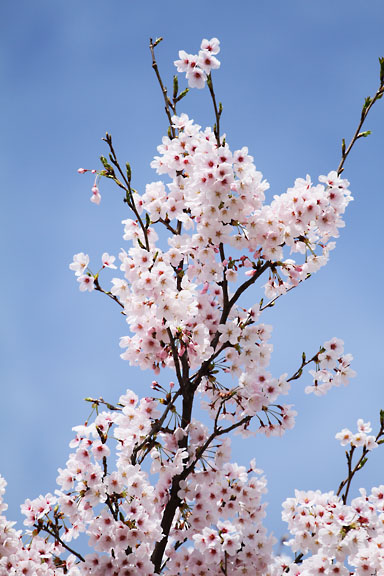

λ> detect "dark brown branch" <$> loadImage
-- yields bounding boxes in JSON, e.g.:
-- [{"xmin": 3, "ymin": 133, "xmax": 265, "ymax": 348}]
[
  {"xmin": 224, "ymin": 261, "xmax": 271, "ymax": 325},
  {"xmin": 94, "ymin": 277, "xmax": 125, "ymax": 310},
  {"xmin": 36, "ymin": 524, "xmax": 85, "ymax": 563},
  {"xmin": 151, "ymin": 394, "xmax": 252, "ymax": 572},
  {"xmin": 287, "ymin": 352, "xmax": 320, "ymax": 384},
  {"xmin": 167, "ymin": 328, "xmax": 183, "ymax": 387},
  {"xmin": 103, "ymin": 133, "xmax": 150, "ymax": 251},
  {"xmin": 149, "ymin": 38, "xmax": 176, "ymax": 138},
  {"xmin": 206, "ymin": 73, "xmax": 222, "ymax": 147},
  {"xmin": 151, "ymin": 388, "xmax": 195, "ymax": 572},
  {"xmin": 336, "ymin": 414, "xmax": 384, "ymax": 504},
  {"xmin": 219, "ymin": 243, "xmax": 229, "ymax": 311},
  {"xmin": 103, "ymin": 133, "xmax": 131, "ymax": 189},
  {"xmin": 188, "ymin": 261, "xmax": 272, "ymax": 392},
  {"xmin": 131, "ymin": 388, "xmax": 182, "ymax": 465},
  {"xmin": 105, "ymin": 494, "xmax": 119, "ymax": 522},
  {"xmin": 158, "ymin": 217, "xmax": 178, "ymax": 235}
]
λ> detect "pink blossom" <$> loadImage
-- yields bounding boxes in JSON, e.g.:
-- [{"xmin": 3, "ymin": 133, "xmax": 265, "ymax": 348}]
[
  {"xmin": 90, "ymin": 185, "xmax": 101, "ymax": 205},
  {"xmin": 77, "ymin": 274, "xmax": 95, "ymax": 292},
  {"xmin": 101, "ymin": 252, "xmax": 117, "ymax": 269}
]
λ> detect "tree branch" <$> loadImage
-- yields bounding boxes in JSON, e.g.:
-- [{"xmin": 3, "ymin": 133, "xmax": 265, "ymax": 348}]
[
  {"xmin": 149, "ymin": 37, "xmax": 176, "ymax": 138},
  {"xmin": 337, "ymin": 62, "xmax": 384, "ymax": 175}
]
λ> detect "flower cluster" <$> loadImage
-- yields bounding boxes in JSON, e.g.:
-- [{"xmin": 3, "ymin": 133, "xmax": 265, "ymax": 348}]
[
  {"xmin": 0, "ymin": 477, "xmax": 21, "ymax": 562},
  {"xmin": 336, "ymin": 418, "xmax": 379, "ymax": 451},
  {"xmin": 70, "ymin": 117, "xmax": 355, "ymax": 430},
  {"xmin": 69, "ymin": 252, "xmax": 117, "ymax": 292},
  {"xmin": 0, "ymin": 389, "xmax": 280, "ymax": 575},
  {"xmin": 168, "ymin": 459, "xmax": 275, "ymax": 574},
  {"xmin": 0, "ymin": 476, "xmax": 70, "ymax": 575},
  {"xmin": 174, "ymin": 38, "xmax": 221, "ymax": 89},
  {"xmin": 277, "ymin": 486, "xmax": 384, "ymax": 575},
  {"xmin": 2, "ymin": 36, "xmax": 382, "ymax": 576},
  {"xmin": 306, "ymin": 337, "xmax": 356, "ymax": 396}
]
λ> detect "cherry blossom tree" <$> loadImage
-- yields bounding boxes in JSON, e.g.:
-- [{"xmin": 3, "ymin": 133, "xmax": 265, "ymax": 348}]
[{"xmin": 1, "ymin": 37, "xmax": 384, "ymax": 576}]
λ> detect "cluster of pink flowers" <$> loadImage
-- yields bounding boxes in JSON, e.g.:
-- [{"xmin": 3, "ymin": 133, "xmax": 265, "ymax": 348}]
[
  {"xmin": 0, "ymin": 476, "xmax": 70, "ymax": 575},
  {"xmin": 69, "ymin": 252, "xmax": 116, "ymax": 292},
  {"xmin": 277, "ymin": 487, "xmax": 384, "ymax": 575},
  {"xmin": 306, "ymin": 337, "xmax": 356, "ymax": 396},
  {"xmin": 2, "ymin": 37, "xmax": 382, "ymax": 575},
  {"xmin": 70, "ymin": 107, "xmax": 356, "ymax": 433},
  {"xmin": 174, "ymin": 38, "xmax": 221, "ymax": 89},
  {"xmin": 70, "ymin": 118, "xmax": 356, "ymax": 438},
  {"xmin": 336, "ymin": 419, "xmax": 379, "ymax": 451},
  {"xmin": 0, "ymin": 388, "xmax": 279, "ymax": 575},
  {"xmin": 0, "ymin": 477, "xmax": 21, "ymax": 563}
]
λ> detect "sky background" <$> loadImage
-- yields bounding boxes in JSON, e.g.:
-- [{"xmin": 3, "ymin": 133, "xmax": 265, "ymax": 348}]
[{"xmin": 1, "ymin": 0, "xmax": 384, "ymax": 548}]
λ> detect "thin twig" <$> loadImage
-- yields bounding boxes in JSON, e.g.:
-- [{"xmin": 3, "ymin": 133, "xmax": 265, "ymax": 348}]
[
  {"xmin": 336, "ymin": 415, "xmax": 384, "ymax": 504},
  {"xmin": 337, "ymin": 73, "xmax": 384, "ymax": 175},
  {"xmin": 287, "ymin": 352, "xmax": 320, "ymax": 384},
  {"xmin": 131, "ymin": 388, "xmax": 182, "ymax": 465},
  {"xmin": 149, "ymin": 37, "xmax": 176, "ymax": 138},
  {"xmin": 103, "ymin": 133, "xmax": 150, "ymax": 251},
  {"xmin": 36, "ymin": 524, "xmax": 85, "ymax": 563},
  {"xmin": 94, "ymin": 277, "xmax": 125, "ymax": 310},
  {"xmin": 219, "ymin": 243, "xmax": 229, "ymax": 311},
  {"xmin": 260, "ymin": 277, "xmax": 310, "ymax": 312},
  {"xmin": 206, "ymin": 73, "xmax": 222, "ymax": 147}
]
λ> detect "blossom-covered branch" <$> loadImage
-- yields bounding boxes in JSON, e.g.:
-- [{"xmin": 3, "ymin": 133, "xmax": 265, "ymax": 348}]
[{"xmin": 1, "ymin": 37, "xmax": 383, "ymax": 576}]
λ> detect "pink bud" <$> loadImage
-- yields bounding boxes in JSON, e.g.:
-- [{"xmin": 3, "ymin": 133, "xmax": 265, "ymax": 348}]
[
  {"xmin": 159, "ymin": 349, "xmax": 168, "ymax": 361},
  {"xmin": 77, "ymin": 168, "xmax": 87, "ymax": 174}
]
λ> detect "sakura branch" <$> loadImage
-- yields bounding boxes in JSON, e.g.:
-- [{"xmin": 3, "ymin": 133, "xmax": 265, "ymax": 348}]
[
  {"xmin": 102, "ymin": 132, "xmax": 151, "ymax": 252},
  {"xmin": 337, "ymin": 57, "xmax": 384, "ymax": 176},
  {"xmin": 336, "ymin": 411, "xmax": 384, "ymax": 504},
  {"xmin": 281, "ymin": 413, "xmax": 384, "ymax": 574},
  {"xmin": 150, "ymin": 37, "xmax": 177, "ymax": 139},
  {"xmin": 33, "ymin": 516, "xmax": 86, "ymax": 564},
  {"xmin": 2, "ymin": 38, "xmax": 384, "ymax": 576},
  {"xmin": 206, "ymin": 73, "xmax": 223, "ymax": 147},
  {"xmin": 94, "ymin": 275, "xmax": 125, "ymax": 310}
]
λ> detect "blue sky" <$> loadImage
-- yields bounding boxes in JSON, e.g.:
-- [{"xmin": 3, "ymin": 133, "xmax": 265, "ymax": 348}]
[{"xmin": 1, "ymin": 0, "xmax": 384, "ymax": 543}]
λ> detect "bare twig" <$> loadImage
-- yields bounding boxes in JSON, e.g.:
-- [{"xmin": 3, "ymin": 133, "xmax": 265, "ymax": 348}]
[
  {"xmin": 337, "ymin": 58, "xmax": 384, "ymax": 175},
  {"xmin": 94, "ymin": 276, "xmax": 125, "ymax": 310},
  {"xmin": 102, "ymin": 133, "xmax": 150, "ymax": 251},
  {"xmin": 149, "ymin": 37, "xmax": 176, "ymax": 138},
  {"xmin": 206, "ymin": 73, "xmax": 223, "ymax": 147}
]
